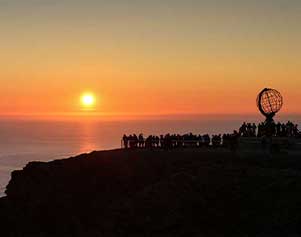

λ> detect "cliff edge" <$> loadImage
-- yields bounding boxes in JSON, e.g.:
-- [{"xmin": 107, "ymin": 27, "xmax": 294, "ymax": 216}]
[{"xmin": 1, "ymin": 149, "xmax": 301, "ymax": 236}]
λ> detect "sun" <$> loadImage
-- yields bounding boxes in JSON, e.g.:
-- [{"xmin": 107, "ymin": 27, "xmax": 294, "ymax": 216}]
[{"xmin": 81, "ymin": 93, "xmax": 95, "ymax": 107}]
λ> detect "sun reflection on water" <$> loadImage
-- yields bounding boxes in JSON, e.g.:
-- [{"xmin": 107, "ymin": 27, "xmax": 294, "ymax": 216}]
[{"xmin": 78, "ymin": 121, "xmax": 98, "ymax": 154}]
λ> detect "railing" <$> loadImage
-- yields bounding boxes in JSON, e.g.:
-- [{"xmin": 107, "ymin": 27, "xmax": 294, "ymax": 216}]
[
  {"xmin": 121, "ymin": 139, "xmax": 214, "ymax": 149},
  {"xmin": 121, "ymin": 136, "xmax": 301, "ymax": 149}
]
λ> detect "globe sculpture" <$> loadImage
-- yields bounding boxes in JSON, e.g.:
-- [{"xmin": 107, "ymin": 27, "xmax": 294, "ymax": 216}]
[{"xmin": 256, "ymin": 88, "xmax": 283, "ymax": 122}]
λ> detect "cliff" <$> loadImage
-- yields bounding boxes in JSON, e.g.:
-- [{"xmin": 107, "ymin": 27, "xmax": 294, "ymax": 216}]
[{"xmin": 1, "ymin": 149, "xmax": 301, "ymax": 236}]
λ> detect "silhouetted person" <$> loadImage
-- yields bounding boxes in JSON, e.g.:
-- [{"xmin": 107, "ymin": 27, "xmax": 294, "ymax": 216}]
[
  {"xmin": 293, "ymin": 124, "xmax": 299, "ymax": 136},
  {"xmin": 198, "ymin": 135, "xmax": 203, "ymax": 147},
  {"xmin": 252, "ymin": 123, "xmax": 257, "ymax": 137},
  {"xmin": 138, "ymin": 134, "xmax": 144, "ymax": 148},
  {"xmin": 155, "ymin": 136, "xmax": 160, "ymax": 147},
  {"xmin": 229, "ymin": 130, "xmax": 240, "ymax": 151},
  {"xmin": 133, "ymin": 134, "xmax": 138, "ymax": 148},
  {"xmin": 203, "ymin": 134, "xmax": 210, "ymax": 147},
  {"xmin": 123, "ymin": 135, "xmax": 128, "ymax": 149},
  {"xmin": 276, "ymin": 122, "xmax": 281, "ymax": 136},
  {"xmin": 239, "ymin": 122, "xmax": 247, "ymax": 136}
]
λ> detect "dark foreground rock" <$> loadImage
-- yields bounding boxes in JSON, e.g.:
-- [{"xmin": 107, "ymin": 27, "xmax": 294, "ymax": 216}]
[{"xmin": 1, "ymin": 149, "xmax": 301, "ymax": 236}]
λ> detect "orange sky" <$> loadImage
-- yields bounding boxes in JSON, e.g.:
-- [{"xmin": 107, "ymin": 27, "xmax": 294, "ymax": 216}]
[{"xmin": 0, "ymin": 0, "xmax": 300, "ymax": 117}]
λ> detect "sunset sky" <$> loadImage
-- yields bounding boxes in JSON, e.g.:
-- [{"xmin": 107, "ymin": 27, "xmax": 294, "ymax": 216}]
[{"xmin": 0, "ymin": 0, "xmax": 300, "ymax": 117}]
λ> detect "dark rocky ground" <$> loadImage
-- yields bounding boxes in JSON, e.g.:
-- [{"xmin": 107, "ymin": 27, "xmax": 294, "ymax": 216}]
[{"xmin": 1, "ymin": 148, "xmax": 301, "ymax": 236}]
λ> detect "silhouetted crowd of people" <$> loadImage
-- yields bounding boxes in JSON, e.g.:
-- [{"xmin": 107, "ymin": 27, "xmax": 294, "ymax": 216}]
[
  {"xmin": 239, "ymin": 121, "xmax": 300, "ymax": 137},
  {"xmin": 122, "ymin": 132, "xmax": 240, "ymax": 150},
  {"xmin": 122, "ymin": 121, "xmax": 300, "ymax": 150}
]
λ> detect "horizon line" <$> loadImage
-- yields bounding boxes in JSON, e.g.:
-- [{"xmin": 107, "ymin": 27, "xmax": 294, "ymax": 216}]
[{"xmin": 0, "ymin": 112, "xmax": 301, "ymax": 120}]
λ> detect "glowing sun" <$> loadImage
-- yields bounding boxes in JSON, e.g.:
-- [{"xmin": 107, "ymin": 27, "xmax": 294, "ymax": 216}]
[{"xmin": 81, "ymin": 93, "xmax": 95, "ymax": 107}]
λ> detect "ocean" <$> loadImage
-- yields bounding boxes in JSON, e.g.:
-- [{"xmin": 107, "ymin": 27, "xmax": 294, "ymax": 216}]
[{"xmin": 0, "ymin": 114, "xmax": 300, "ymax": 196}]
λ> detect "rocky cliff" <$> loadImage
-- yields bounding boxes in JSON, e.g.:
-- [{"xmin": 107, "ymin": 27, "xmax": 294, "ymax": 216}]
[{"xmin": 1, "ymin": 149, "xmax": 301, "ymax": 236}]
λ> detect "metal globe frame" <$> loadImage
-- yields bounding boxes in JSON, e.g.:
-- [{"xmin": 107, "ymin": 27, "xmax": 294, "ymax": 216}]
[{"xmin": 257, "ymin": 88, "xmax": 283, "ymax": 123}]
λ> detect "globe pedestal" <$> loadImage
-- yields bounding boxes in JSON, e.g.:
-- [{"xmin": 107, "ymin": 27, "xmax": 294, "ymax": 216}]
[
  {"xmin": 264, "ymin": 119, "xmax": 276, "ymax": 137},
  {"xmin": 264, "ymin": 112, "xmax": 276, "ymax": 136},
  {"xmin": 265, "ymin": 112, "xmax": 275, "ymax": 123}
]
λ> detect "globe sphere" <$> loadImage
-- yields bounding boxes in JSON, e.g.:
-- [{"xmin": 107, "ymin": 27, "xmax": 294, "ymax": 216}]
[{"xmin": 257, "ymin": 88, "xmax": 283, "ymax": 116}]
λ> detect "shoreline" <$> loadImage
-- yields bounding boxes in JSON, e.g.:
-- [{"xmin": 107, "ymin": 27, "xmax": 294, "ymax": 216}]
[
  {"xmin": 0, "ymin": 145, "xmax": 298, "ymax": 196},
  {"xmin": 1, "ymin": 148, "xmax": 301, "ymax": 236}
]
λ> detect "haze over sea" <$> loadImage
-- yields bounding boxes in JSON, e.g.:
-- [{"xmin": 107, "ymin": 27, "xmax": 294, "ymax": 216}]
[{"xmin": 0, "ymin": 114, "xmax": 300, "ymax": 196}]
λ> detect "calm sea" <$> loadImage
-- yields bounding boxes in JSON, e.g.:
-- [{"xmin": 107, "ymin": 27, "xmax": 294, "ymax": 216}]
[{"xmin": 0, "ymin": 114, "xmax": 300, "ymax": 196}]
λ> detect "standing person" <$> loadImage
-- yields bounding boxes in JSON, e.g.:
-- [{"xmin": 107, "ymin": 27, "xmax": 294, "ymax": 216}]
[
  {"xmin": 257, "ymin": 123, "xmax": 262, "ymax": 137},
  {"xmin": 276, "ymin": 122, "xmax": 281, "ymax": 137},
  {"xmin": 165, "ymin": 134, "xmax": 172, "ymax": 149},
  {"xmin": 281, "ymin": 123, "xmax": 287, "ymax": 137},
  {"xmin": 240, "ymin": 122, "xmax": 247, "ymax": 136},
  {"xmin": 198, "ymin": 135, "xmax": 203, "ymax": 147},
  {"xmin": 133, "ymin": 134, "xmax": 138, "ymax": 148},
  {"xmin": 155, "ymin": 136, "xmax": 160, "ymax": 147},
  {"xmin": 293, "ymin": 124, "xmax": 299, "ymax": 137},
  {"xmin": 230, "ymin": 130, "xmax": 239, "ymax": 151},
  {"xmin": 160, "ymin": 135, "xmax": 164, "ymax": 148},
  {"xmin": 252, "ymin": 123, "xmax": 257, "ymax": 137},
  {"xmin": 203, "ymin": 134, "xmax": 210, "ymax": 147},
  {"xmin": 123, "ymin": 135, "xmax": 128, "ymax": 149},
  {"xmin": 138, "ymin": 134, "xmax": 144, "ymax": 148},
  {"xmin": 247, "ymin": 123, "xmax": 252, "ymax": 137},
  {"xmin": 128, "ymin": 135, "xmax": 133, "ymax": 148}
]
